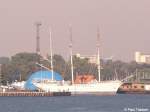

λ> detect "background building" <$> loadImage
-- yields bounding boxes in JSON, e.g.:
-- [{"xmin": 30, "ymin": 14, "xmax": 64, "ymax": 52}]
[
  {"xmin": 75, "ymin": 53, "xmax": 98, "ymax": 64},
  {"xmin": 135, "ymin": 52, "xmax": 150, "ymax": 64}
]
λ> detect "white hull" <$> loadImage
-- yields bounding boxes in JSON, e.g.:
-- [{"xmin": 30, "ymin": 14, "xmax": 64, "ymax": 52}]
[{"xmin": 33, "ymin": 80, "xmax": 122, "ymax": 95}]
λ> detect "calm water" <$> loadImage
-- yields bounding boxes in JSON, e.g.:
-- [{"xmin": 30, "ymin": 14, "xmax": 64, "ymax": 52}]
[{"xmin": 0, "ymin": 94, "xmax": 150, "ymax": 112}]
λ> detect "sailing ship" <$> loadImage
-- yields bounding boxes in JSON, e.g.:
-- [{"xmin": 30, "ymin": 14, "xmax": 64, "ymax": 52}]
[{"xmin": 33, "ymin": 27, "xmax": 122, "ymax": 95}]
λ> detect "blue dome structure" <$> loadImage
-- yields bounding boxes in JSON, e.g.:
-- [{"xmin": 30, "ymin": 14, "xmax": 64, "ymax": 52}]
[{"xmin": 25, "ymin": 70, "xmax": 63, "ymax": 90}]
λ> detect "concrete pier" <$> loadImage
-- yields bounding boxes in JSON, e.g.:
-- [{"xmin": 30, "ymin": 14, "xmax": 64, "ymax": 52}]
[{"xmin": 0, "ymin": 92, "xmax": 71, "ymax": 97}]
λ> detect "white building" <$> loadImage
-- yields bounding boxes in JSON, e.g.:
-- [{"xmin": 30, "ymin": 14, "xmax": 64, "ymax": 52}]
[
  {"xmin": 135, "ymin": 52, "xmax": 150, "ymax": 64},
  {"xmin": 75, "ymin": 53, "xmax": 98, "ymax": 64}
]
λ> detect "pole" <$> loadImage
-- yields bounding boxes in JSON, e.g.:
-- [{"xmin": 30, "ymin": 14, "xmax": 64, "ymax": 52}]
[
  {"xmin": 97, "ymin": 27, "xmax": 101, "ymax": 82},
  {"xmin": 69, "ymin": 25, "xmax": 74, "ymax": 84},
  {"xmin": 49, "ymin": 28, "xmax": 54, "ymax": 81}
]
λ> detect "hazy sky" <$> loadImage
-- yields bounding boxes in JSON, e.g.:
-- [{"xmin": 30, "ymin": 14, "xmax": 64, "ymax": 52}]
[{"xmin": 0, "ymin": 0, "xmax": 150, "ymax": 61}]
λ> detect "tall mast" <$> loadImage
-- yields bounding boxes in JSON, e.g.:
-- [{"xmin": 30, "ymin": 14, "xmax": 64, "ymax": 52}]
[
  {"xmin": 69, "ymin": 25, "xmax": 74, "ymax": 84},
  {"xmin": 97, "ymin": 27, "xmax": 101, "ymax": 82},
  {"xmin": 49, "ymin": 28, "xmax": 54, "ymax": 81}
]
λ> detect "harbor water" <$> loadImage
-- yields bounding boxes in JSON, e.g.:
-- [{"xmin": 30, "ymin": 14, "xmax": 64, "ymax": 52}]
[{"xmin": 0, "ymin": 94, "xmax": 150, "ymax": 112}]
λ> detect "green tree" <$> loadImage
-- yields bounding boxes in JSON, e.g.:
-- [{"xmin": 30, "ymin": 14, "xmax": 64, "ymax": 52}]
[
  {"xmin": 2, "ymin": 52, "xmax": 40, "ymax": 82},
  {"xmin": 0, "ymin": 57, "xmax": 10, "ymax": 64}
]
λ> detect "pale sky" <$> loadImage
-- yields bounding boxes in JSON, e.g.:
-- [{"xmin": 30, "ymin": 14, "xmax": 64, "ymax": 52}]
[{"xmin": 0, "ymin": 0, "xmax": 150, "ymax": 61}]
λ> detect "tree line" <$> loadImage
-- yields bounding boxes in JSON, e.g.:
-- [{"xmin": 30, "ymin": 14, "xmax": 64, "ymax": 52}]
[{"xmin": 0, "ymin": 52, "xmax": 150, "ymax": 84}]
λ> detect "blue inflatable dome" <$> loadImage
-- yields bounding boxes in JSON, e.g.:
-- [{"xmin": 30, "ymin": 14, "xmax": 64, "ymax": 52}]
[{"xmin": 25, "ymin": 70, "xmax": 63, "ymax": 90}]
